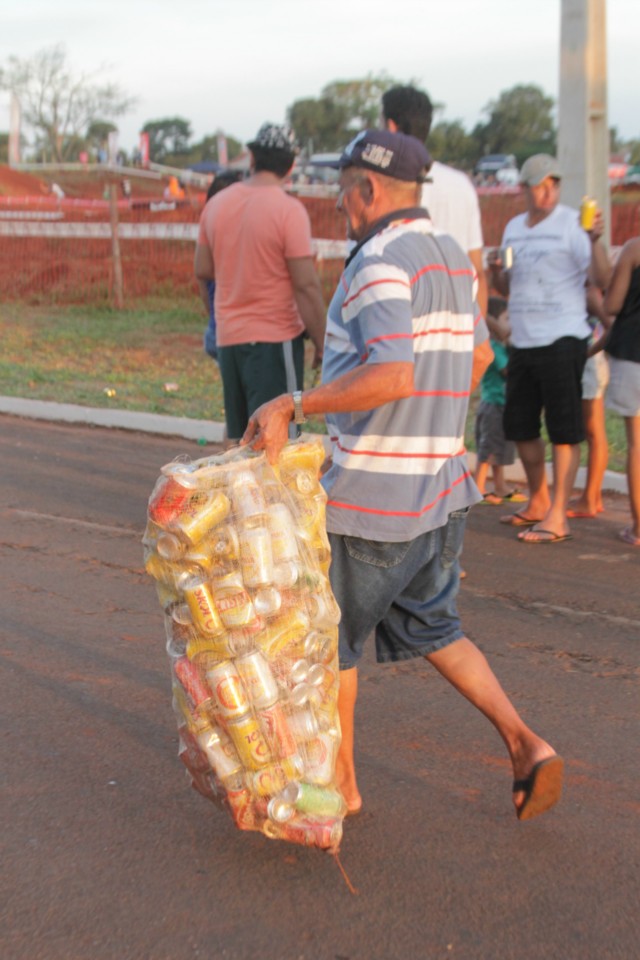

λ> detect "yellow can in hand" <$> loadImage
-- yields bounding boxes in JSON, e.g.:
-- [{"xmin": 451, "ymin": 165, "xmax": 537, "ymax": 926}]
[{"xmin": 580, "ymin": 196, "xmax": 597, "ymax": 230}]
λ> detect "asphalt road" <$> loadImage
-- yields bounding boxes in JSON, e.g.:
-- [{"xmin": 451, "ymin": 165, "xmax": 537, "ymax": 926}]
[{"xmin": 1, "ymin": 414, "xmax": 638, "ymax": 960}]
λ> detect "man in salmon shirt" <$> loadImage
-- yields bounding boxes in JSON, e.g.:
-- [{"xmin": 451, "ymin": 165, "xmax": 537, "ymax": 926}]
[{"xmin": 195, "ymin": 122, "xmax": 326, "ymax": 442}]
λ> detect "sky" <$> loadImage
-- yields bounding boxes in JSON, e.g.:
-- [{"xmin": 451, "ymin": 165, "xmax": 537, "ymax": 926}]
[{"xmin": 1, "ymin": 0, "xmax": 637, "ymax": 155}]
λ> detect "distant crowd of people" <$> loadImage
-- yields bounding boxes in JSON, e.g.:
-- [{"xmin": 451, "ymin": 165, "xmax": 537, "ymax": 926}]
[{"xmin": 192, "ymin": 83, "xmax": 639, "ymax": 828}]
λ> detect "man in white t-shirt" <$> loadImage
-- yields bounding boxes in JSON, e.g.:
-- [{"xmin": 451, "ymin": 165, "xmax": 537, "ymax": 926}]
[
  {"xmin": 488, "ymin": 154, "xmax": 612, "ymax": 544},
  {"xmin": 381, "ymin": 85, "xmax": 488, "ymax": 317}
]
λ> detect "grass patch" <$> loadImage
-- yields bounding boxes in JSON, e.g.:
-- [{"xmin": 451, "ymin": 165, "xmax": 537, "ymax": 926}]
[
  {"xmin": 1, "ymin": 299, "xmax": 628, "ymax": 470},
  {"xmin": 0, "ymin": 299, "xmax": 326, "ymax": 432}
]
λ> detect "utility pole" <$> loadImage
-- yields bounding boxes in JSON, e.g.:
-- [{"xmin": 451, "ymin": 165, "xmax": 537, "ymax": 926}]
[{"xmin": 558, "ymin": 0, "xmax": 610, "ymax": 242}]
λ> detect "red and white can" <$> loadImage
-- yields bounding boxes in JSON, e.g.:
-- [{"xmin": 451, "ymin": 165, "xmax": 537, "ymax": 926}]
[
  {"xmin": 257, "ymin": 702, "xmax": 298, "ymax": 758},
  {"xmin": 174, "ymin": 656, "xmax": 213, "ymax": 709}
]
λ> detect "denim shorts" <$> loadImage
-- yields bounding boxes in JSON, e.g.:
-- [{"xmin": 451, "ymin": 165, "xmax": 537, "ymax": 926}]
[{"xmin": 328, "ymin": 509, "xmax": 468, "ymax": 669}]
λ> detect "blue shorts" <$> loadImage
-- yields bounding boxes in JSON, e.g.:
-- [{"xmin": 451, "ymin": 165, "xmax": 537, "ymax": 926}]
[{"xmin": 328, "ymin": 509, "xmax": 468, "ymax": 669}]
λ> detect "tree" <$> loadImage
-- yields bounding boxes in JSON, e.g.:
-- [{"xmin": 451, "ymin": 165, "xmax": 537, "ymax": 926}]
[
  {"xmin": 287, "ymin": 73, "xmax": 406, "ymax": 154},
  {"xmin": 287, "ymin": 96, "xmax": 350, "ymax": 154},
  {"xmin": 186, "ymin": 131, "xmax": 244, "ymax": 166},
  {"xmin": 85, "ymin": 120, "xmax": 117, "ymax": 159},
  {"xmin": 141, "ymin": 117, "xmax": 192, "ymax": 164},
  {"xmin": 474, "ymin": 84, "xmax": 556, "ymax": 164},
  {"xmin": 0, "ymin": 45, "xmax": 136, "ymax": 162},
  {"xmin": 428, "ymin": 120, "xmax": 478, "ymax": 170}
]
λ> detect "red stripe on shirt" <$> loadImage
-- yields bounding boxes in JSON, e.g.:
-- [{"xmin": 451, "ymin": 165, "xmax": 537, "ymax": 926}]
[
  {"xmin": 335, "ymin": 441, "xmax": 466, "ymax": 460},
  {"xmin": 410, "ymin": 264, "xmax": 473, "ymax": 285},
  {"xmin": 327, "ymin": 470, "xmax": 472, "ymax": 517},
  {"xmin": 343, "ymin": 276, "xmax": 410, "ymax": 309}
]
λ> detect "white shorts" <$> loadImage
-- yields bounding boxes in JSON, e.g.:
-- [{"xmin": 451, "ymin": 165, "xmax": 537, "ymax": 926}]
[
  {"xmin": 581, "ymin": 351, "xmax": 609, "ymax": 401},
  {"xmin": 606, "ymin": 357, "xmax": 640, "ymax": 417}
]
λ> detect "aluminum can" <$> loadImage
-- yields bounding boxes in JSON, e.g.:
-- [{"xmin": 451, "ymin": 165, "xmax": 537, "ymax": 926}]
[
  {"xmin": 172, "ymin": 491, "xmax": 231, "ymax": 546},
  {"xmin": 148, "ymin": 475, "xmax": 193, "ymax": 527},
  {"xmin": 178, "ymin": 728, "xmax": 211, "ymax": 775},
  {"xmin": 257, "ymin": 702, "xmax": 298, "ymax": 758},
  {"xmin": 211, "ymin": 524, "xmax": 240, "ymax": 560},
  {"xmin": 303, "ymin": 630, "xmax": 336, "ymax": 664},
  {"xmin": 205, "ymin": 659, "xmax": 251, "ymax": 719},
  {"xmin": 144, "ymin": 551, "xmax": 175, "ymax": 585},
  {"xmin": 282, "ymin": 781, "xmax": 345, "ymax": 818},
  {"xmin": 231, "ymin": 470, "xmax": 266, "ymax": 523},
  {"xmin": 307, "ymin": 663, "xmax": 336, "ymax": 698},
  {"xmin": 185, "ymin": 631, "xmax": 235, "ymax": 661},
  {"xmin": 273, "ymin": 560, "xmax": 300, "ymax": 588},
  {"xmin": 306, "ymin": 591, "xmax": 341, "ymax": 628},
  {"xmin": 259, "ymin": 608, "xmax": 310, "ymax": 659},
  {"xmin": 156, "ymin": 531, "xmax": 185, "ymax": 561},
  {"xmin": 174, "ymin": 656, "xmax": 213, "ymax": 709},
  {"xmin": 235, "ymin": 651, "xmax": 279, "ymax": 709},
  {"xmin": 226, "ymin": 786, "xmax": 260, "ymax": 831},
  {"xmin": 253, "ymin": 585, "xmax": 282, "ymax": 619},
  {"xmin": 226, "ymin": 713, "xmax": 273, "ymax": 769},
  {"xmin": 154, "ymin": 578, "xmax": 181, "ymax": 611},
  {"xmin": 211, "ymin": 572, "xmax": 257, "ymax": 630},
  {"xmin": 499, "ymin": 245, "xmax": 514, "ymax": 270},
  {"xmin": 249, "ymin": 756, "xmax": 304, "ymax": 797},
  {"xmin": 266, "ymin": 502, "xmax": 300, "ymax": 562},
  {"xmin": 580, "ymin": 196, "xmax": 597, "ymax": 230},
  {"xmin": 277, "ymin": 440, "xmax": 325, "ymax": 477},
  {"xmin": 239, "ymin": 525, "xmax": 274, "ymax": 587},
  {"xmin": 288, "ymin": 682, "xmax": 316, "ymax": 708},
  {"xmin": 183, "ymin": 578, "xmax": 225, "ymax": 637},
  {"xmin": 267, "ymin": 796, "xmax": 295, "ymax": 823},
  {"xmin": 286, "ymin": 707, "xmax": 319, "ymax": 742},
  {"xmin": 286, "ymin": 658, "xmax": 310, "ymax": 686},
  {"xmin": 262, "ymin": 815, "xmax": 342, "ymax": 849},
  {"xmin": 196, "ymin": 725, "xmax": 243, "ymax": 781},
  {"xmin": 304, "ymin": 731, "xmax": 338, "ymax": 785}
]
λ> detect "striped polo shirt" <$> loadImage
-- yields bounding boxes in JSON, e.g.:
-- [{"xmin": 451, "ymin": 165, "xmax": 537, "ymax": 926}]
[{"xmin": 321, "ymin": 213, "xmax": 485, "ymax": 542}]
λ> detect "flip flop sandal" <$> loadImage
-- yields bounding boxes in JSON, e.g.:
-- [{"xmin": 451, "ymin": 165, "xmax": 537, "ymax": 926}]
[
  {"xmin": 499, "ymin": 511, "xmax": 542, "ymax": 527},
  {"xmin": 518, "ymin": 528, "xmax": 573, "ymax": 544},
  {"xmin": 513, "ymin": 756, "xmax": 564, "ymax": 821}
]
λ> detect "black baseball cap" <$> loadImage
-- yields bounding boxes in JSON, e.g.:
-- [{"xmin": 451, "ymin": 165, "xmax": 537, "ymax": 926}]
[{"xmin": 332, "ymin": 129, "xmax": 431, "ymax": 183}]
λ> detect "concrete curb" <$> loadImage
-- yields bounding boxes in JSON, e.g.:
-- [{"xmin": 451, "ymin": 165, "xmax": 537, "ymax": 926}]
[{"xmin": 0, "ymin": 394, "xmax": 628, "ymax": 495}]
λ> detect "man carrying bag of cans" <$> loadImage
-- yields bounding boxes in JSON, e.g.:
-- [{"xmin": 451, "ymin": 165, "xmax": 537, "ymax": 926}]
[{"xmin": 242, "ymin": 130, "xmax": 564, "ymax": 824}]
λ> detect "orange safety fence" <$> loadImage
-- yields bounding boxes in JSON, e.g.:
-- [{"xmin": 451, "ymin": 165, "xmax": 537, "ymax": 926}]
[{"xmin": 0, "ymin": 190, "xmax": 638, "ymax": 306}]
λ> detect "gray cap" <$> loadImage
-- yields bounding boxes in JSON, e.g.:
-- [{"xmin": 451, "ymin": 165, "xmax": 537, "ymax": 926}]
[{"xmin": 520, "ymin": 154, "xmax": 562, "ymax": 186}]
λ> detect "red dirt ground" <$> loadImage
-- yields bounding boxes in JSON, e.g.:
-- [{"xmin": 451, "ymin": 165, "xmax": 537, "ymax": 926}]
[{"xmin": 0, "ymin": 165, "xmax": 50, "ymax": 197}]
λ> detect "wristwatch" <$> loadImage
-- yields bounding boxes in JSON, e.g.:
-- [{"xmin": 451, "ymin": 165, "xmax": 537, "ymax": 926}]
[{"xmin": 291, "ymin": 390, "xmax": 307, "ymax": 425}]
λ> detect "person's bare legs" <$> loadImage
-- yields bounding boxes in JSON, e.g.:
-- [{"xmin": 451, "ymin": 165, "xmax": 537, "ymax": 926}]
[
  {"xmin": 426, "ymin": 638, "xmax": 559, "ymax": 815},
  {"xmin": 569, "ymin": 397, "xmax": 608, "ymax": 515},
  {"xmin": 474, "ymin": 459, "xmax": 490, "ymax": 496},
  {"xmin": 507, "ymin": 438, "xmax": 550, "ymax": 520},
  {"xmin": 491, "ymin": 464, "xmax": 509, "ymax": 498},
  {"xmin": 521, "ymin": 443, "xmax": 579, "ymax": 541},
  {"xmin": 335, "ymin": 667, "xmax": 362, "ymax": 813},
  {"xmin": 625, "ymin": 415, "xmax": 640, "ymax": 538}
]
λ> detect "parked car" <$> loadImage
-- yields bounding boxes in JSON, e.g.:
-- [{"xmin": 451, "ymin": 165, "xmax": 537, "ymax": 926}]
[
  {"xmin": 474, "ymin": 153, "xmax": 518, "ymax": 182},
  {"xmin": 622, "ymin": 164, "xmax": 640, "ymax": 186}
]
